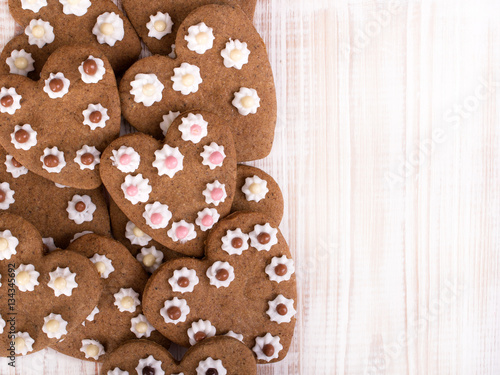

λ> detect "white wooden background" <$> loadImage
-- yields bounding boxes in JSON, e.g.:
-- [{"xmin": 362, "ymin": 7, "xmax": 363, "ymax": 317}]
[{"xmin": 1, "ymin": 0, "xmax": 500, "ymax": 373}]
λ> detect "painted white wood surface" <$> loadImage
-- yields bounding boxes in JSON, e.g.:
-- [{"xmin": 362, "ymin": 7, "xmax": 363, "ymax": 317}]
[{"xmin": 1, "ymin": 0, "xmax": 500, "ymax": 374}]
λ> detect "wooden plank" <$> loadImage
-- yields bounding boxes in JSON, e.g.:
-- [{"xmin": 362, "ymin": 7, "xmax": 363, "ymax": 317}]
[{"xmin": 0, "ymin": 0, "xmax": 500, "ymax": 374}]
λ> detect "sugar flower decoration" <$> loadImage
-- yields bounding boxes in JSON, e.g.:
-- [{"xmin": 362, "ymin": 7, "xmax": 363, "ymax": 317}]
[
  {"xmin": 265, "ymin": 255, "xmax": 295, "ymax": 283},
  {"xmin": 25, "ymin": 19, "xmax": 55, "ymax": 48},
  {"xmin": 146, "ymin": 12, "xmax": 173, "ymax": 40},
  {"xmin": 48, "ymin": 267, "xmax": 78, "ymax": 296},
  {"xmin": 74, "ymin": 145, "xmax": 101, "ymax": 170},
  {"xmin": 160, "ymin": 297, "xmax": 190, "ymax": 324},
  {"xmin": 202, "ymin": 180, "xmax": 227, "ymax": 206},
  {"xmin": 42, "ymin": 237, "xmax": 57, "ymax": 252},
  {"xmin": 168, "ymin": 267, "xmax": 199, "ymax": 293},
  {"xmin": 153, "ymin": 145, "xmax": 184, "ymax": 178},
  {"xmin": 5, "ymin": 155, "xmax": 28, "ymax": 178},
  {"xmin": 79, "ymin": 56, "xmax": 106, "ymax": 84},
  {"xmin": 200, "ymin": 142, "xmax": 225, "ymax": 170},
  {"xmin": 21, "ymin": 0, "xmax": 47, "ymax": 13},
  {"xmin": 136, "ymin": 246, "xmax": 163, "ymax": 273},
  {"xmin": 225, "ymin": 331, "xmax": 244, "ymax": 342},
  {"xmin": 42, "ymin": 313, "xmax": 68, "ymax": 339},
  {"xmin": 196, "ymin": 357, "xmax": 227, "ymax": 375},
  {"xmin": 253, "ymin": 333, "xmax": 283, "ymax": 361},
  {"xmin": 93, "ymin": 12, "xmax": 124, "ymax": 46},
  {"xmin": 0, "ymin": 230, "xmax": 18, "ymax": 260},
  {"xmin": 206, "ymin": 261, "xmax": 235, "ymax": 288},
  {"xmin": 159, "ymin": 111, "xmax": 180, "ymax": 136},
  {"xmin": 40, "ymin": 146, "xmax": 66, "ymax": 173},
  {"xmin": 167, "ymin": 221, "xmax": 196, "ymax": 243},
  {"xmin": 143, "ymin": 202, "xmax": 172, "ymax": 229},
  {"xmin": 85, "ymin": 306, "xmax": 99, "ymax": 322},
  {"xmin": 80, "ymin": 339, "xmax": 105, "ymax": 360},
  {"xmin": 221, "ymin": 228, "xmax": 249, "ymax": 256},
  {"xmin": 187, "ymin": 319, "xmax": 216, "ymax": 345},
  {"xmin": 6, "ymin": 49, "xmax": 35, "ymax": 76},
  {"xmin": 125, "ymin": 221, "xmax": 152, "ymax": 247},
  {"xmin": 185, "ymin": 22, "xmax": 215, "ymax": 54},
  {"xmin": 130, "ymin": 314, "xmax": 155, "ymax": 338},
  {"xmin": 113, "ymin": 288, "xmax": 140, "ymax": 313},
  {"xmin": 89, "ymin": 253, "xmax": 115, "ymax": 279},
  {"xmin": 135, "ymin": 355, "xmax": 165, "ymax": 375},
  {"xmin": 121, "ymin": 174, "xmax": 152, "ymax": 205},
  {"xmin": 195, "ymin": 208, "xmax": 220, "ymax": 232},
  {"xmin": 15, "ymin": 264, "xmax": 40, "ymax": 292},
  {"xmin": 249, "ymin": 223, "xmax": 278, "ymax": 251},
  {"xmin": 0, "ymin": 182, "xmax": 15, "ymax": 210},
  {"xmin": 59, "ymin": 0, "xmax": 91, "ymax": 16},
  {"xmin": 107, "ymin": 368, "xmax": 129, "ymax": 375},
  {"xmin": 66, "ymin": 195, "xmax": 96, "ymax": 224},
  {"xmin": 266, "ymin": 295, "xmax": 297, "ymax": 324},
  {"xmin": 221, "ymin": 39, "xmax": 251, "ymax": 69},
  {"xmin": 178, "ymin": 113, "xmax": 208, "ymax": 143},
  {"xmin": 14, "ymin": 332, "xmax": 35, "ymax": 355},
  {"xmin": 111, "ymin": 146, "xmax": 140, "ymax": 173},
  {"xmin": 232, "ymin": 87, "xmax": 260, "ymax": 116},
  {"xmin": 130, "ymin": 73, "xmax": 164, "ymax": 107},
  {"xmin": 0, "ymin": 87, "xmax": 22, "ymax": 115},
  {"xmin": 82, "ymin": 103, "xmax": 109, "ymax": 130},
  {"xmin": 43, "ymin": 72, "xmax": 70, "ymax": 99},
  {"xmin": 11, "ymin": 124, "xmax": 37, "ymax": 150},
  {"xmin": 171, "ymin": 63, "xmax": 202, "ymax": 95},
  {"xmin": 0, "ymin": 315, "xmax": 5, "ymax": 334},
  {"xmin": 242, "ymin": 175, "xmax": 269, "ymax": 202}
]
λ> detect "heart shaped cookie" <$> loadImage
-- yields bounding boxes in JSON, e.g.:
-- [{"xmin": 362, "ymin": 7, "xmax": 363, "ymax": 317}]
[
  {"xmin": 0, "ymin": 146, "xmax": 111, "ymax": 248},
  {"xmin": 231, "ymin": 164, "xmax": 284, "ymax": 226},
  {"xmin": 101, "ymin": 337, "xmax": 256, "ymax": 375},
  {"xmin": 122, "ymin": 0, "xmax": 256, "ymax": 56},
  {"xmin": 0, "ymin": 212, "xmax": 103, "ymax": 356},
  {"xmin": 142, "ymin": 212, "xmax": 296, "ymax": 363},
  {"xmin": 100, "ymin": 110, "xmax": 237, "ymax": 257},
  {"xmin": 109, "ymin": 199, "xmax": 183, "ymax": 273},
  {"xmin": 0, "ymin": 0, "xmax": 141, "ymax": 78},
  {"xmin": 0, "ymin": 45, "xmax": 121, "ymax": 189},
  {"xmin": 120, "ymin": 4, "xmax": 277, "ymax": 162},
  {"xmin": 52, "ymin": 234, "xmax": 171, "ymax": 362}
]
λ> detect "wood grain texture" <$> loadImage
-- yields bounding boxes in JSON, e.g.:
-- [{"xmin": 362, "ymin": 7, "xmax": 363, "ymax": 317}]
[{"xmin": 1, "ymin": 0, "xmax": 500, "ymax": 374}]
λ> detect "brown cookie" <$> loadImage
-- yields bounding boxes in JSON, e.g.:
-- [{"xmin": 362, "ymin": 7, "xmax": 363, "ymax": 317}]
[
  {"xmin": 51, "ymin": 234, "xmax": 170, "ymax": 362},
  {"xmin": 101, "ymin": 337, "xmax": 256, "ymax": 375},
  {"xmin": 0, "ymin": 146, "xmax": 111, "ymax": 249},
  {"xmin": 231, "ymin": 164, "xmax": 284, "ymax": 225},
  {"xmin": 109, "ymin": 199, "xmax": 183, "ymax": 273},
  {"xmin": 100, "ymin": 110, "xmax": 237, "ymax": 257},
  {"xmin": 0, "ymin": 0, "xmax": 141, "ymax": 78},
  {"xmin": 142, "ymin": 212, "xmax": 296, "ymax": 363},
  {"xmin": 120, "ymin": 4, "xmax": 277, "ymax": 162},
  {"xmin": 0, "ymin": 45, "xmax": 121, "ymax": 189},
  {"xmin": 122, "ymin": 0, "xmax": 256, "ymax": 56},
  {"xmin": 0, "ymin": 212, "xmax": 103, "ymax": 357}
]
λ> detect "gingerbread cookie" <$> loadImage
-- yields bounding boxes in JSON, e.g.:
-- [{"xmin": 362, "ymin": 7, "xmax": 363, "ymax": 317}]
[
  {"xmin": 231, "ymin": 164, "xmax": 284, "ymax": 226},
  {"xmin": 100, "ymin": 110, "xmax": 237, "ymax": 257},
  {"xmin": 109, "ymin": 199, "xmax": 182, "ymax": 273},
  {"xmin": 0, "ymin": 45, "xmax": 121, "ymax": 189},
  {"xmin": 0, "ymin": 147, "xmax": 111, "ymax": 249},
  {"xmin": 101, "ymin": 337, "xmax": 256, "ymax": 375},
  {"xmin": 0, "ymin": 212, "xmax": 102, "ymax": 356},
  {"xmin": 1, "ymin": 0, "xmax": 141, "ymax": 78},
  {"xmin": 52, "ymin": 234, "xmax": 170, "ymax": 361},
  {"xmin": 142, "ymin": 212, "xmax": 296, "ymax": 363},
  {"xmin": 120, "ymin": 4, "xmax": 277, "ymax": 162},
  {"xmin": 122, "ymin": 0, "xmax": 256, "ymax": 57}
]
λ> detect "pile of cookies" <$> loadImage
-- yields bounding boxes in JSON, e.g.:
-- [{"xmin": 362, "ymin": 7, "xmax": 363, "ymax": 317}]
[{"xmin": 0, "ymin": 0, "xmax": 296, "ymax": 373}]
